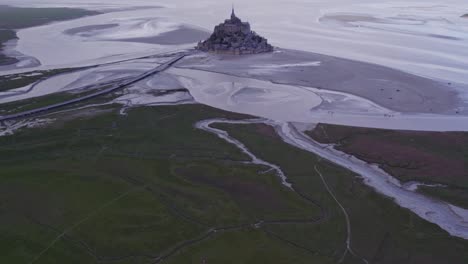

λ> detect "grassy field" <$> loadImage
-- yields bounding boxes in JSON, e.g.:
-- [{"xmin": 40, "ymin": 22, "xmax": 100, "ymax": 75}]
[
  {"xmin": 0, "ymin": 68, "xmax": 82, "ymax": 92},
  {"xmin": 0, "ymin": 91, "xmax": 91, "ymax": 115},
  {"xmin": 217, "ymin": 122, "xmax": 468, "ymax": 264},
  {"xmin": 0, "ymin": 105, "xmax": 325, "ymax": 264},
  {"xmin": 0, "ymin": 82, "xmax": 115, "ymax": 116},
  {"xmin": 0, "ymin": 104, "xmax": 467, "ymax": 263},
  {"xmin": 308, "ymin": 123, "xmax": 468, "ymax": 209}
]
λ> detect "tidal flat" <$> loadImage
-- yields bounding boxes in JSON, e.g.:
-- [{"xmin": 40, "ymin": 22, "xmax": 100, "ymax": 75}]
[{"xmin": 0, "ymin": 5, "xmax": 99, "ymax": 68}]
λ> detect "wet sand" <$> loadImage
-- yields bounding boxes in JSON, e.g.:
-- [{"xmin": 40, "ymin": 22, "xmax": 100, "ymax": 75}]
[
  {"xmin": 319, "ymin": 14, "xmax": 379, "ymax": 26},
  {"xmin": 64, "ymin": 23, "xmax": 118, "ymax": 36},
  {"xmin": 120, "ymin": 26, "xmax": 209, "ymax": 45},
  {"xmin": 0, "ymin": 5, "xmax": 101, "ymax": 71},
  {"xmin": 63, "ymin": 21, "xmax": 208, "ymax": 45},
  {"xmin": 320, "ymin": 13, "xmax": 463, "ymax": 40},
  {"xmin": 178, "ymin": 49, "xmax": 463, "ymax": 114},
  {"xmin": 0, "ymin": 38, "xmax": 40, "ymax": 71}
]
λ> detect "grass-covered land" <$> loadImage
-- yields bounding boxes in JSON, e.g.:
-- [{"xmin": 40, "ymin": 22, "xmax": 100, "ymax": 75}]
[
  {"xmin": 0, "ymin": 91, "xmax": 83, "ymax": 115},
  {"xmin": 217, "ymin": 122, "xmax": 468, "ymax": 264},
  {"xmin": 308, "ymin": 124, "xmax": 468, "ymax": 208},
  {"xmin": 0, "ymin": 105, "xmax": 324, "ymax": 264},
  {"xmin": 0, "ymin": 104, "xmax": 467, "ymax": 263},
  {"xmin": 0, "ymin": 68, "xmax": 81, "ymax": 92},
  {"xmin": 0, "ymin": 82, "xmax": 113, "ymax": 116},
  {"xmin": 0, "ymin": 5, "xmax": 99, "ymax": 65}
]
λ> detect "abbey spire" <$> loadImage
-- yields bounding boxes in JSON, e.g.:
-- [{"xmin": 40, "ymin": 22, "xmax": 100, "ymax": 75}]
[{"xmin": 230, "ymin": 4, "xmax": 241, "ymax": 23}]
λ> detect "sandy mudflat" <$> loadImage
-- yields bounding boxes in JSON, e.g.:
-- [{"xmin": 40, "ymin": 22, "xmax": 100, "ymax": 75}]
[
  {"xmin": 64, "ymin": 23, "xmax": 119, "ymax": 36},
  {"xmin": 120, "ymin": 26, "xmax": 209, "ymax": 45},
  {"xmin": 0, "ymin": 38, "xmax": 40, "ymax": 71},
  {"xmin": 320, "ymin": 14, "xmax": 462, "ymax": 40},
  {"xmin": 319, "ymin": 14, "xmax": 379, "ymax": 26},
  {"xmin": 178, "ymin": 49, "xmax": 463, "ymax": 114}
]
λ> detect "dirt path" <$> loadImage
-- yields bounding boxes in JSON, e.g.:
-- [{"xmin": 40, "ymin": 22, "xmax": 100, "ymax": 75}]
[
  {"xmin": 28, "ymin": 185, "xmax": 147, "ymax": 264},
  {"xmin": 314, "ymin": 165, "xmax": 368, "ymax": 264}
]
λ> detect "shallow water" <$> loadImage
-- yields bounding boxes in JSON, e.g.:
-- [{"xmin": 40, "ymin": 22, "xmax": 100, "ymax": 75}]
[
  {"xmin": 2, "ymin": 0, "xmax": 468, "ymax": 85},
  {"xmin": 170, "ymin": 67, "xmax": 468, "ymax": 131}
]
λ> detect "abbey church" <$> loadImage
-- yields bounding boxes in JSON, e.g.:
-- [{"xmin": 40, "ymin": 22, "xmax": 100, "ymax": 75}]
[{"xmin": 196, "ymin": 8, "xmax": 273, "ymax": 55}]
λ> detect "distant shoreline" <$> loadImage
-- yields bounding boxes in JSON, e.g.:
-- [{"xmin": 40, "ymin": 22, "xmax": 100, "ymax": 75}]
[{"xmin": 0, "ymin": 5, "xmax": 100, "ymax": 69}]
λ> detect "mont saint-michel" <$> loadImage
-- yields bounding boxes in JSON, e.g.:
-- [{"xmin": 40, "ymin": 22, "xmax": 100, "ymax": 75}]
[
  {"xmin": 2, "ymin": 1, "xmax": 468, "ymax": 264},
  {"xmin": 196, "ymin": 8, "xmax": 273, "ymax": 55}
]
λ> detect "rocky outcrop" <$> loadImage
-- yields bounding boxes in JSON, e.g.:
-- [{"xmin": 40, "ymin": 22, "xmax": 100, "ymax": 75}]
[{"xmin": 196, "ymin": 9, "xmax": 273, "ymax": 55}]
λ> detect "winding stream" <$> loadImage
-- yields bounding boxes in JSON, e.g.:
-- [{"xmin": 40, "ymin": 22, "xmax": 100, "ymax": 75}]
[
  {"xmin": 196, "ymin": 117, "xmax": 468, "ymax": 240},
  {"xmin": 196, "ymin": 118, "xmax": 368, "ymax": 262},
  {"xmin": 275, "ymin": 121, "xmax": 468, "ymax": 240},
  {"xmin": 195, "ymin": 118, "xmax": 291, "ymax": 188}
]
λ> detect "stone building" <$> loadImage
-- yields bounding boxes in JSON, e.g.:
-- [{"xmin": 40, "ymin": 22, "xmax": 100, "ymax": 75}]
[{"xmin": 196, "ymin": 8, "xmax": 273, "ymax": 55}]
